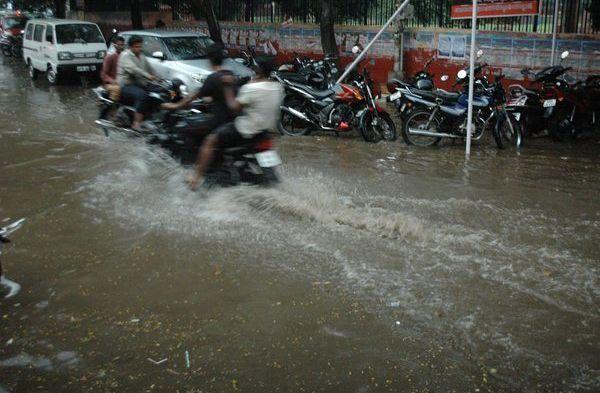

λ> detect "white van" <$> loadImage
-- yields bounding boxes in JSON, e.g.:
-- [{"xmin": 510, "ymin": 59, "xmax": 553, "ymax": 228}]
[{"xmin": 23, "ymin": 19, "xmax": 107, "ymax": 84}]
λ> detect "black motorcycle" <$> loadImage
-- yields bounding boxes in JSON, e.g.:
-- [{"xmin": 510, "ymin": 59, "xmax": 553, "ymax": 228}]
[{"xmin": 93, "ymin": 82, "xmax": 280, "ymax": 187}]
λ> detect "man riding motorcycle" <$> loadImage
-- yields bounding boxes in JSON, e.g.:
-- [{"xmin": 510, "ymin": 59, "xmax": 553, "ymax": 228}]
[
  {"xmin": 116, "ymin": 35, "xmax": 159, "ymax": 131},
  {"xmin": 188, "ymin": 58, "xmax": 284, "ymax": 190},
  {"xmin": 101, "ymin": 35, "xmax": 125, "ymax": 101}
]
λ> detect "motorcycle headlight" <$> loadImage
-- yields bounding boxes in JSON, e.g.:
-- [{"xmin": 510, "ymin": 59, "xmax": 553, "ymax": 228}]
[
  {"xmin": 96, "ymin": 50, "xmax": 107, "ymax": 59},
  {"xmin": 179, "ymin": 84, "xmax": 188, "ymax": 96},
  {"xmin": 58, "ymin": 51, "xmax": 73, "ymax": 60},
  {"xmin": 20, "ymin": 30, "xmax": 24, "ymax": 34}
]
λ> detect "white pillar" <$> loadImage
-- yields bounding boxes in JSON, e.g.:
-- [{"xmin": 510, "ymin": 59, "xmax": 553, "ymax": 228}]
[
  {"xmin": 336, "ymin": 0, "xmax": 411, "ymax": 84},
  {"xmin": 465, "ymin": 0, "xmax": 478, "ymax": 156},
  {"xmin": 550, "ymin": 0, "xmax": 560, "ymax": 66}
]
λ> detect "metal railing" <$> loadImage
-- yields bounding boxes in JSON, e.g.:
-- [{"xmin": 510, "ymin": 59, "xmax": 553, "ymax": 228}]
[{"xmin": 81, "ymin": 0, "xmax": 596, "ymax": 35}]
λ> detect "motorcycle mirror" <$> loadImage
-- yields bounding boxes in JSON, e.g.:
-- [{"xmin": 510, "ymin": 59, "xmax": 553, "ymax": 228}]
[
  {"xmin": 441, "ymin": 75, "xmax": 449, "ymax": 82},
  {"xmin": 457, "ymin": 70, "xmax": 467, "ymax": 79},
  {"xmin": 352, "ymin": 46, "xmax": 361, "ymax": 55},
  {"xmin": 152, "ymin": 51, "xmax": 165, "ymax": 61},
  {"xmin": 561, "ymin": 50, "xmax": 569, "ymax": 60},
  {"xmin": 112, "ymin": 28, "xmax": 117, "ymax": 34},
  {"xmin": 234, "ymin": 58, "xmax": 245, "ymax": 65},
  {"xmin": 476, "ymin": 49, "xmax": 484, "ymax": 58}
]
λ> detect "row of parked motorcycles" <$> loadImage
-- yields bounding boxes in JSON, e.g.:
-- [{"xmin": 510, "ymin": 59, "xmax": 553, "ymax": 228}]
[{"xmin": 386, "ymin": 50, "xmax": 599, "ymax": 148}]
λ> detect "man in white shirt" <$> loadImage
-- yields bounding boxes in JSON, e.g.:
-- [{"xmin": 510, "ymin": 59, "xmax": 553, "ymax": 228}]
[{"xmin": 188, "ymin": 59, "xmax": 284, "ymax": 190}]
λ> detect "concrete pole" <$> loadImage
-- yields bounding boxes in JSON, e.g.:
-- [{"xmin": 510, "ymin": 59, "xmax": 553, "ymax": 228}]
[
  {"xmin": 336, "ymin": 0, "xmax": 411, "ymax": 84},
  {"xmin": 465, "ymin": 0, "xmax": 478, "ymax": 157},
  {"xmin": 550, "ymin": 0, "xmax": 560, "ymax": 66}
]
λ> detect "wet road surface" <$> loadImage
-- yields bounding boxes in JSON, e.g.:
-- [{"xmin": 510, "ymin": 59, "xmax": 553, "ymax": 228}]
[{"xmin": 1, "ymin": 56, "xmax": 599, "ymax": 392}]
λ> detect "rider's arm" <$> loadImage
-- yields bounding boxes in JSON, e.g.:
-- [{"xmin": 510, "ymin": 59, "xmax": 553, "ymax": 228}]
[
  {"xmin": 162, "ymin": 76, "xmax": 213, "ymax": 110},
  {"xmin": 223, "ymin": 85, "xmax": 243, "ymax": 114}
]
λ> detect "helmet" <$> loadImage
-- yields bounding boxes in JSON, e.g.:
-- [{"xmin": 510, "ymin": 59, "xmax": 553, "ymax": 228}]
[{"xmin": 416, "ymin": 78, "xmax": 433, "ymax": 90}]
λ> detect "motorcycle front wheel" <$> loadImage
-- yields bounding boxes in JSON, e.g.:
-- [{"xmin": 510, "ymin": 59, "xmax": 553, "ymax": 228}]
[
  {"xmin": 494, "ymin": 112, "xmax": 523, "ymax": 149},
  {"xmin": 360, "ymin": 111, "xmax": 397, "ymax": 142},
  {"xmin": 402, "ymin": 110, "xmax": 442, "ymax": 147}
]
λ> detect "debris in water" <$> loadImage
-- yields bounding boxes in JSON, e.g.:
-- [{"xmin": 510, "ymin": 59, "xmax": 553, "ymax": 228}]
[
  {"xmin": 147, "ymin": 357, "xmax": 168, "ymax": 365},
  {"xmin": 389, "ymin": 301, "xmax": 400, "ymax": 308},
  {"xmin": 166, "ymin": 368, "xmax": 180, "ymax": 375},
  {"xmin": 130, "ymin": 318, "xmax": 140, "ymax": 323},
  {"xmin": 35, "ymin": 300, "xmax": 49, "ymax": 309},
  {"xmin": 0, "ymin": 276, "xmax": 21, "ymax": 299},
  {"xmin": 185, "ymin": 350, "xmax": 190, "ymax": 368},
  {"xmin": 395, "ymin": 321, "xmax": 401, "ymax": 326},
  {"xmin": 6, "ymin": 338, "xmax": 14, "ymax": 345}
]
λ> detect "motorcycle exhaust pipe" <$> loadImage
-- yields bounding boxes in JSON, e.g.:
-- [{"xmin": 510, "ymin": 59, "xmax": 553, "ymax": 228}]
[
  {"xmin": 408, "ymin": 128, "xmax": 460, "ymax": 139},
  {"xmin": 280, "ymin": 106, "xmax": 315, "ymax": 125}
]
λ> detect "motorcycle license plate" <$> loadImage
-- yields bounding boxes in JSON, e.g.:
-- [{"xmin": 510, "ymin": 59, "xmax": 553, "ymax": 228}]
[
  {"xmin": 389, "ymin": 91, "xmax": 402, "ymax": 101},
  {"xmin": 513, "ymin": 112, "xmax": 521, "ymax": 121},
  {"xmin": 543, "ymin": 99, "xmax": 557, "ymax": 108},
  {"xmin": 256, "ymin": 151, "xmax": 281, "ymax": 168}
]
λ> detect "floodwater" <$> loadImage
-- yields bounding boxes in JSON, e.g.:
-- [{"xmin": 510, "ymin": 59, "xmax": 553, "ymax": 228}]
[{"xmin": 0, "ymin": 57, "xmax": 599, "ymax": 393}]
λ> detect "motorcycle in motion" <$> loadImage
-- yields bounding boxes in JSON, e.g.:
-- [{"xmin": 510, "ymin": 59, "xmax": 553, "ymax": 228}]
[
  {"xmin": 93, "ymin": 79, "xmax": 281, "ymax": 188},
  {"xmin": 390, "ymin": 56, "xmax": 522, "ymax": 149},
  {"xmin": 275, "ymin": 46, "xmax": 396, "ymax": 142}
]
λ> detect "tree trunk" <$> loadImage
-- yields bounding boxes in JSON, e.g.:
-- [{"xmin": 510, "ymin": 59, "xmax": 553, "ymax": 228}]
[
  {"xmin": 191, "ymin": 0, "xmax": 223, "ymax": 45},
  {"xmin": 131, "ymin": 0, "xmax": 144, "ymax": 30},
  {"xmin": 319, "ymin": 0, "xmax": 337, "ymax": 56},
  {"xmin": 54, "ymin": 0, "xmax": 66, "ymax": 18}
]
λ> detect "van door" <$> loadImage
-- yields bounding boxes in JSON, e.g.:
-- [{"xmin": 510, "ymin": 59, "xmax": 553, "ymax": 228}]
[
  {"xmin": 22, "ymin": 22, "xmax": 34, "ymax": 62},
  {"xmin": 42, "ymin": 24, "xmax": 56, "ymax": 69},
  {"xmin": 30, "ymin": 23, "xmax": 45, "ymax": 70}
]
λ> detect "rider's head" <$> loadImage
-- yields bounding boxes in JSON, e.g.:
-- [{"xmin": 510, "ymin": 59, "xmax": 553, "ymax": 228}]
[
  {"xmin": 254, "ymin": 58, "xmax": 275, "ymax": 79},
  {"xmin": 128, "ymin": 35, "xmax": 144, "ymax": 56},
  {"xmin": 206, "ymin": 43, "xmax": 225, "ymax": 68},
  {"xmin": 113, "ymin": 36, "xmax": 125, "ymax": 54}
]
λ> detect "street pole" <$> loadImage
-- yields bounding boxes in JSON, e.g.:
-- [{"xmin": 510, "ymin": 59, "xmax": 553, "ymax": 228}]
[
  {"xmin": 336, "ymin": 0, "xmax": 411, "ymax": 84},
  {"xmin": 465, "ymin": 0, "xmax": 478, "ymax": 157},
  {"xmin": 550, "ymin": 0, "xmax": 559, "ymax": 66}
]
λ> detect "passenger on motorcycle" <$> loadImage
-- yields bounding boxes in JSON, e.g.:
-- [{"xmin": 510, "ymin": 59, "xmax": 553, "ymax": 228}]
[
  {"xmin": 162, "ymin": 43, "xmax": 235, "ymax": 133},
  {"xmin": 116, "ymin": 35, "xmax": 158, "ymax": 131},
  {"xmin": 188, "ymin": 58, "xmax": 284, "ymax": 190},
  {"xmin": 101, "ymin": 36, "xmax": 125, "ymax": 101}
]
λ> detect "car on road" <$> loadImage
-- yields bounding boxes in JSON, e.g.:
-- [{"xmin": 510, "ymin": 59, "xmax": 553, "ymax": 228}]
[
  {"xmin": 119, "ymin": 30, "xmax": 254, "ymax": 94},
  {"xmin": 23, "ymin": 19, "xmax": 107, "ymax": 84}
]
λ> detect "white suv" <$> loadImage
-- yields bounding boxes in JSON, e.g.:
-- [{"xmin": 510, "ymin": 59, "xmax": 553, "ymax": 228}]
[{"xmin": 120, "ymin": 30, "xmax": 253, "ymax": 93}]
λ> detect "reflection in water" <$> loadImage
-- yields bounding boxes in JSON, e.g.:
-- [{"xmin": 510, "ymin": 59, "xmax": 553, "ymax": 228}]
[{"xmin": 1, "ymin": 57, "xmax": 599, "ymax": 391}]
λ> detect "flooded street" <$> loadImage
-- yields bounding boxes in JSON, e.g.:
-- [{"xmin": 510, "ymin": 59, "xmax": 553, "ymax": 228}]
[{"xmin": 1, "ymin": 57, "xmax": 599, "ymax": 392}]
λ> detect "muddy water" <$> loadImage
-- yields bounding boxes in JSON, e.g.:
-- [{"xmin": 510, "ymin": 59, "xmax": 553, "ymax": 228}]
[{"xmin": 1, "ymin": 57, "xmax": 599, "ymax": 392}]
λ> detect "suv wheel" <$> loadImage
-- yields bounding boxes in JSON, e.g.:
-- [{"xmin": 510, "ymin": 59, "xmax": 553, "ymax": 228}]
[{"xmin": 47, "ymin": 66, "xmax": 59, "ymax": 84}]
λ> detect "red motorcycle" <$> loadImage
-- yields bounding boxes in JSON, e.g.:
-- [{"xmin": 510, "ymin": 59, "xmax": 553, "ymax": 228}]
[{"xmin": 0, "ymin": 12, "xmax": 28, "ymax": 58}]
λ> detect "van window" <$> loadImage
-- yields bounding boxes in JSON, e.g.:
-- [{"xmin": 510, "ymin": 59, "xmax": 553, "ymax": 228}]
[
  {"xmin": 33, "ymin": 25, "xmax": 44, "ymax": 42},
  {"xmin": 45, "ymin": 26, "xmax": 54, "ymax": 44},
  {"xmin": 25, "ymin": 24, "xmax": 34, "ymax": 40},
  {"xmin": 55, "ymin": 24, "xmax": 104, "ymax": 44},
  {"xmin": 142, "ymin": 36, "xmax": 166, "ymax": 57}
]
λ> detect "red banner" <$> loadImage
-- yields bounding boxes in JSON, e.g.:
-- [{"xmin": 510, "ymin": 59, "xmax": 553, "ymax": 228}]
[{"xmin": 451, "ymin": 0, "xmax": 539, "ymax": 19}]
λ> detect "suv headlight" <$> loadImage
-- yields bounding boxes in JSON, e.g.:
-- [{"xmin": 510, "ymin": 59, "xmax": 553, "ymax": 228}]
[
  {"xmin": 58, "ymin": 51, "xmax": 73, "ymax": 60},
  {"xmin": 192, "ymin": 74, "xmax": 207, "ymax": 84},
  {"xmin": 96, "ymin": 50, "xmax": 106, "ymax": 59}
]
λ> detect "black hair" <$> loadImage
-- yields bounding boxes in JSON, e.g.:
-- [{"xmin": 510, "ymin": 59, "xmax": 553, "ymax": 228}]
[
  {"xmin": 206, "ymin": 43, "xmax": 225, "ymax": 66},
  {"xmin": 254, "ymin": 58, "xmax": 275, "ymax": 78},
  {"xmin": 128, "ymin": 35, "xmax": 143, "ymax": 47},
  {"xmin": 114, "ymin": 35, "xmax": 125, "ymax": 43}
]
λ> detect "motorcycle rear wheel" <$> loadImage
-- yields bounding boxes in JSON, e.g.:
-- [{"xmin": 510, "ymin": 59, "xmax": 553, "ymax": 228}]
[
  {"xmin": 278, "ymin": 97, "xmax": 311, "ymax": 136},
  {"xmin": 402, "ymin": 110, "xmax": 442, "ymax": 147},
  {"xmin": 360, "ymin": 111, "xmax": 397, "ymax": 142}
]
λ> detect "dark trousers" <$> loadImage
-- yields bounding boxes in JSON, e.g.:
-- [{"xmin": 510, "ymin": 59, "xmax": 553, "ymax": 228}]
[{"xmin": 120, "ymin": 84, "xmax": 150, "ymax": 114}]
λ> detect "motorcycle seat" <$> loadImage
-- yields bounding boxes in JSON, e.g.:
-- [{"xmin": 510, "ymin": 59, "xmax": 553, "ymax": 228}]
[
  {"xmin": 390, "ymin": 78, "xmax": 411, "ymax": 88},
  {"xmin": 290, "ymin": 82, "xmax": 334, "ymax": 99},
  {"xmin": 521, "ymin": 87, "xmax": 538, "ymax": 96},
  {"xmin": 413, "ymin": 88, "xmax": 459, "ymax": 103}
]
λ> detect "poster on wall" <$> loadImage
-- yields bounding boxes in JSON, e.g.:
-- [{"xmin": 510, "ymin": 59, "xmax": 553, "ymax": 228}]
[
  {"xmin": 451, "ymin": 0, "xmax": 539, "ymax": 19},
  {"xmin": 438, "ymin": 34, "xmax": 467, "ymax": 59}
]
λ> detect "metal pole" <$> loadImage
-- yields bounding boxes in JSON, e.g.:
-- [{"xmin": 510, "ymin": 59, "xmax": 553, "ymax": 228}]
[
  {"xmin": 336, "ymin": 0, "xmax": 411, "ymax": 84},
  {"xmin": 465, "ymin": 0, "xmax": 477, "ymax": 157},
  {"xmin": 550, "ymin": 0, "xmax": 559, "ymax": 66}
]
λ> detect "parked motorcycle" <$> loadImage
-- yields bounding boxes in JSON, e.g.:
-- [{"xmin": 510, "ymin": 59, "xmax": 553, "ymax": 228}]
[
  {"xmin": 93, "ymin": 81, "xmax": 281, "ymax": 187},
  {"xmin": 396, "ymin": 64, "xmax": 522, "ymax": 149},
  {"xmin": 275, "ymin": 46, "xmax": 396, "ymax": 142},
  {"xmin": 0, "ymin": 27, "xmax": 24, "ymax": 58}
]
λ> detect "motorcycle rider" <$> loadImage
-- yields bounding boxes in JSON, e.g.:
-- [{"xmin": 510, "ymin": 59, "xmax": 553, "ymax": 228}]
[
  {"xmin": 101, "ymin": 35, "xmax": 125, "ymax": 101},
  {"xmin": 116, "ymin": 35, "xmax": 158, "ymax": 131},
  {"xmin": 188, "ymin": 58, "xmax": 284, "ymax": 190}
]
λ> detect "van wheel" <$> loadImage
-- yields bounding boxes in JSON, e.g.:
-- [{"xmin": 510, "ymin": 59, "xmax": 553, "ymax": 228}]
[
  {"xmin": 28, "ymin": 62, "xmax": 38, "ymax": 80},
  {"xmin": 47, "ymin": 66, "xmax": 59, "ymax": 85}
]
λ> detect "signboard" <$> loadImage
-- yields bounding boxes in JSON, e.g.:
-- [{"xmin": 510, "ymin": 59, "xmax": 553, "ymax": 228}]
[{"xmin": 451, "ymin": 0, "xmax": 539, "ymax": 19}]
